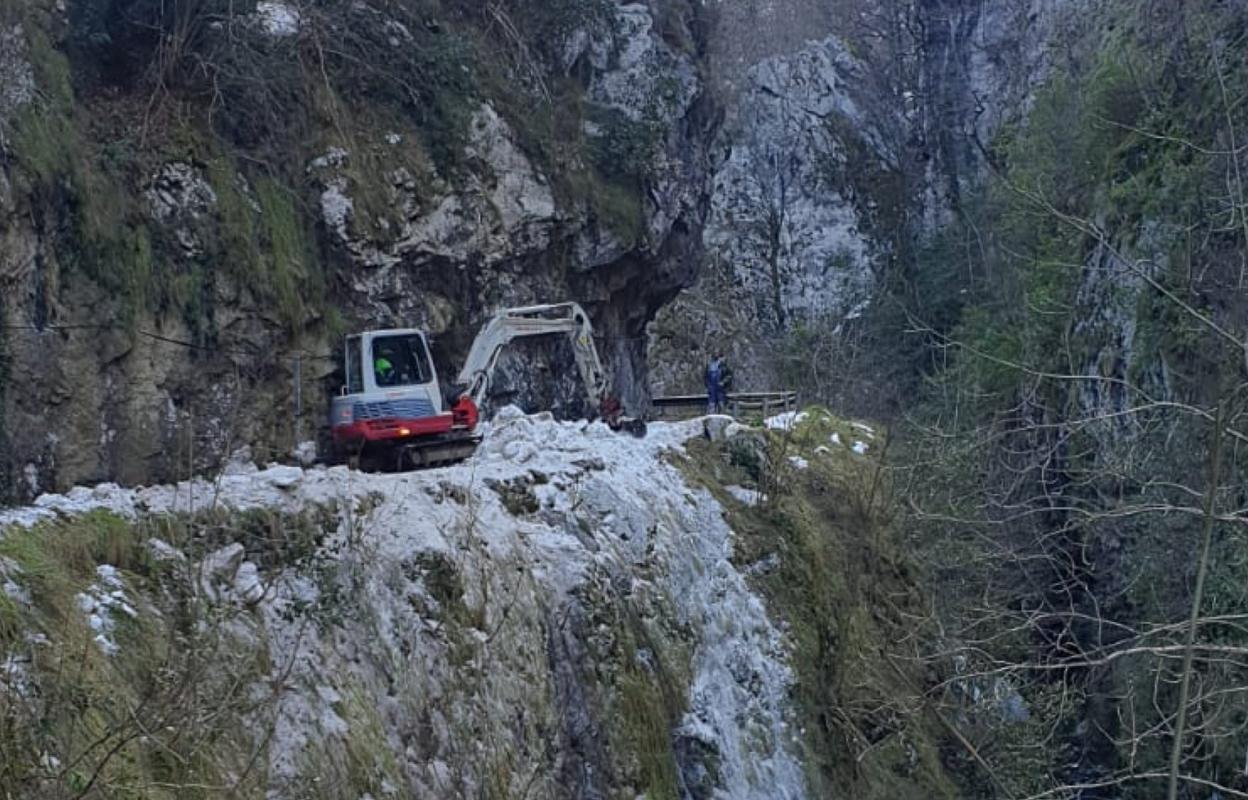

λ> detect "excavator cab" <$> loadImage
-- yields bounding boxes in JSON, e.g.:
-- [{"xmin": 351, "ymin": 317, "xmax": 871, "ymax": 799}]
[
  {"xmin": 367, "ymin": 332, "xmax": 432, "ymax": 388},
  {"xmin": 330, "ymin": 329, "xmax": 480, "ymax": 469}
]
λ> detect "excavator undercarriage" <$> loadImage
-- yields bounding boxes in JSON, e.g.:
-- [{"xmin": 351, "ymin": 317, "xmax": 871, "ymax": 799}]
[{"xmin": 348, "ymin": 432, "xmax": 482, "ymax": 473}]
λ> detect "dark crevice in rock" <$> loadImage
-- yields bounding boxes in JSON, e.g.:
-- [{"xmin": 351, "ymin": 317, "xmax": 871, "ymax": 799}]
[{"xmin": 547, "ymin": 603, "xmax": 611, "ymax": 800}]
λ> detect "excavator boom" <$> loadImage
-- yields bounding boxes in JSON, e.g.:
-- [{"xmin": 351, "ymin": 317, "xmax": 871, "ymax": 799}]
[{"xmin": 456, "ymin": 302, "xmax": 609, "ymax": 410}]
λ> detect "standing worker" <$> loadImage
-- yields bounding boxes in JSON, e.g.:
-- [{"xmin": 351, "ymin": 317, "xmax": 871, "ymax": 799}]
[{"xmin": 705, "ymin": 352, "xmax": 729, "ymax": 414}]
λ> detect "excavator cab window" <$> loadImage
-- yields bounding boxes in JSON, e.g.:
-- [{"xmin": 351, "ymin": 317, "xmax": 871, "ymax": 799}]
[
  {"xmin": 345, "ymin": 335, "xmax": 364, "ymax": 394},
  {"xmin": 371, "ymin": 334, "xmax": 432, "ymax": 388}
]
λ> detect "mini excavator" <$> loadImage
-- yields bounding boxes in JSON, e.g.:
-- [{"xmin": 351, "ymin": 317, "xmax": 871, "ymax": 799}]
[{"xmin": 329, "ymin": 302, "xmax": 645, "ymax": 470}]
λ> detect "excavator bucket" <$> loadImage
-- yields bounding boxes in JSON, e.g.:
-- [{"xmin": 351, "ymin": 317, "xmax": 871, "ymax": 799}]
[
  {"xmin": 613, "ymin": 418, "xmax": 648, "ymax": 438},
  {"xmin": 599, "ymin": 395, "xmax": 647, "ymax": 438}
]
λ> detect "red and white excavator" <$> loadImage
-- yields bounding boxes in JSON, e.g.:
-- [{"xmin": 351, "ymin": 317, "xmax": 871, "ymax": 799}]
[{"xmin": 329, "ymin": 302, "xmax": 643, "ymax": 470}]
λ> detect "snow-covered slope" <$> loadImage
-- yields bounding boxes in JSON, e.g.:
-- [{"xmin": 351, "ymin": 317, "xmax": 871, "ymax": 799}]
[{"xmin": 1, "ymin": 410, "xmax": 808, "ymax": 798}]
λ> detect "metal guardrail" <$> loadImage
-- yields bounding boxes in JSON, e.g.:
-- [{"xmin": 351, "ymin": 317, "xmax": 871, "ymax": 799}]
[{"xmin": 650, "ymin": 391, "xmax": 799, "ymax": 419}]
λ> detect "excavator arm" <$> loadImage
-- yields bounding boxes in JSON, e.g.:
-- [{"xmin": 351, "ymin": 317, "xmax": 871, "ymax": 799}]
[{"xmin": 456, "ymin": 303, "xmax": 610, "ymax": 410}]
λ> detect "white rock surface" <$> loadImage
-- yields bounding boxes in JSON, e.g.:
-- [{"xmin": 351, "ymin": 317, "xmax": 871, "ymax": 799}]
[
  {"xmin": 312, "ymin": 103, "xmax": 557, "ymax": 275},
  {"xmin": 704, "ymin": 37, "xmax": 876, "ymax": 327},
  {"xmin": 765, "ymin": 410, "xmax": 807, "ymax": 431},
  {"xmin": 143, "ymin": 163, "xmax": 218, "ymax": 222},
  {"xmin": 0, "ymin": 24, "xmax": 35, "ymax": 129},
  {"xmin": 1, "ymin": 556, "xmax": 29, "ymax": 605},
  {"xmin": 145, "ymin": 538, "xmax": 186, "ymax": 563},
  {"xmin": 703, "ymin": 414, "xmax": 738, "ymax": 441},
  {"xmin": 200, "ymin": 543, "xmax": 246, "ymax": 602},
  {"xmin": 0, "ymin": 411, "xmax": 809, "ymax": 798},
  {"xmin": 254, "ymin": 1, "xmax": 301, "ymax": 37},
  {"xmin": 75, "ymin": 565, "xmax": 136, "ymax": 656},
  {"xmin": 291, "ymin": 440, "xmax": 319, "ymax": 467},
  {"xmin": 234, "ymin": 561, "xmax": 265, "ymax": 605},
  {"xmin": 725, "ymin": 485, "xmax": 762, "ymax": 507}
]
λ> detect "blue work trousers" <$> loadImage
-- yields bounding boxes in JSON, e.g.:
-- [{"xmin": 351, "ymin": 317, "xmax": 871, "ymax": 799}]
[{"xmin": 707, "ymin": 383, "xmax": 727, "ymax": 414}]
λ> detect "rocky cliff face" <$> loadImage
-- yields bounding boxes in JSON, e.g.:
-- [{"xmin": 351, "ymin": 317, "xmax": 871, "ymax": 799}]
[
  {"xmin": 0, "ymin": 0, "xmax": 1101, "ymax": 496},
  {"xmin": 649, "ymin": 0, "xmax": 1077, "ymax": 395},
  {"xmin": 0, "ymin": 0, "xmax": 714, "ymax": 501},
  {"xmin": 0, "ymin": 0, "xmax": 1094, "ymax": 498},
  {"xmin": 4, "ymin": 2, "xmax": 1244, "ymax": 798}
]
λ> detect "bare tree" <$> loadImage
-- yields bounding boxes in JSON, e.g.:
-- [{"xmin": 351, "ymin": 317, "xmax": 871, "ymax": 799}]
[{"xmin": 881, "ymin": 6, "xmax": 1248, "ymax": 798}]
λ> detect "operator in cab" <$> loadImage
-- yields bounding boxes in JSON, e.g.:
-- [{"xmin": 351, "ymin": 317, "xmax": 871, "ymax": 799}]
[{"xmin": 374, "ymin": 345, "xmax": 397, "ymax": 386}]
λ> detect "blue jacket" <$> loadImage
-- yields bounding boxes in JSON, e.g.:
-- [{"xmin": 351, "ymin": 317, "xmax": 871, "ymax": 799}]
[{"xmin": 705, "ymin": 359, "xmax": 724, "ymax": 390}]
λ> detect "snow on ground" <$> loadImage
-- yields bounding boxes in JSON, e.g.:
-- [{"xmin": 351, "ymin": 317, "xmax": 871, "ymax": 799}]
[
  {"xmin": 852, "ymin": 440, "xmax": 869, "ymax": 455},
  {"xmin": 0, "ymin": 409, "xmax": 808, "ymax": 799}
]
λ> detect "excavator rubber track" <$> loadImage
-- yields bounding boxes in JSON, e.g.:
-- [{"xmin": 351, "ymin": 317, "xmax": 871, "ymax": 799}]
[
  {"xmin": 349, "ymin": 432, "xmax": 481, "ymax": 473},
  {"xmin": 394, "ymin": 434, "xmax": 482, "ymax": 470}
]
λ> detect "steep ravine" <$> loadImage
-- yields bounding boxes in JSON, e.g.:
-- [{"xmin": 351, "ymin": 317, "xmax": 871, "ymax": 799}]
[
  {"xmin": 0, "ymin": 0, "xmax": 1088, "ymax": 500},
  {"xmin": 9, "ymin": 2, "xmax": 1231, "ymax": 796}
]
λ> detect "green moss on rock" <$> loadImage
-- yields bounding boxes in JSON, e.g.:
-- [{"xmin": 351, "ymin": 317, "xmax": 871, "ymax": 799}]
[{"xmin": 677, "ymin": 420, "xmax": 960, "ymax": 800}]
